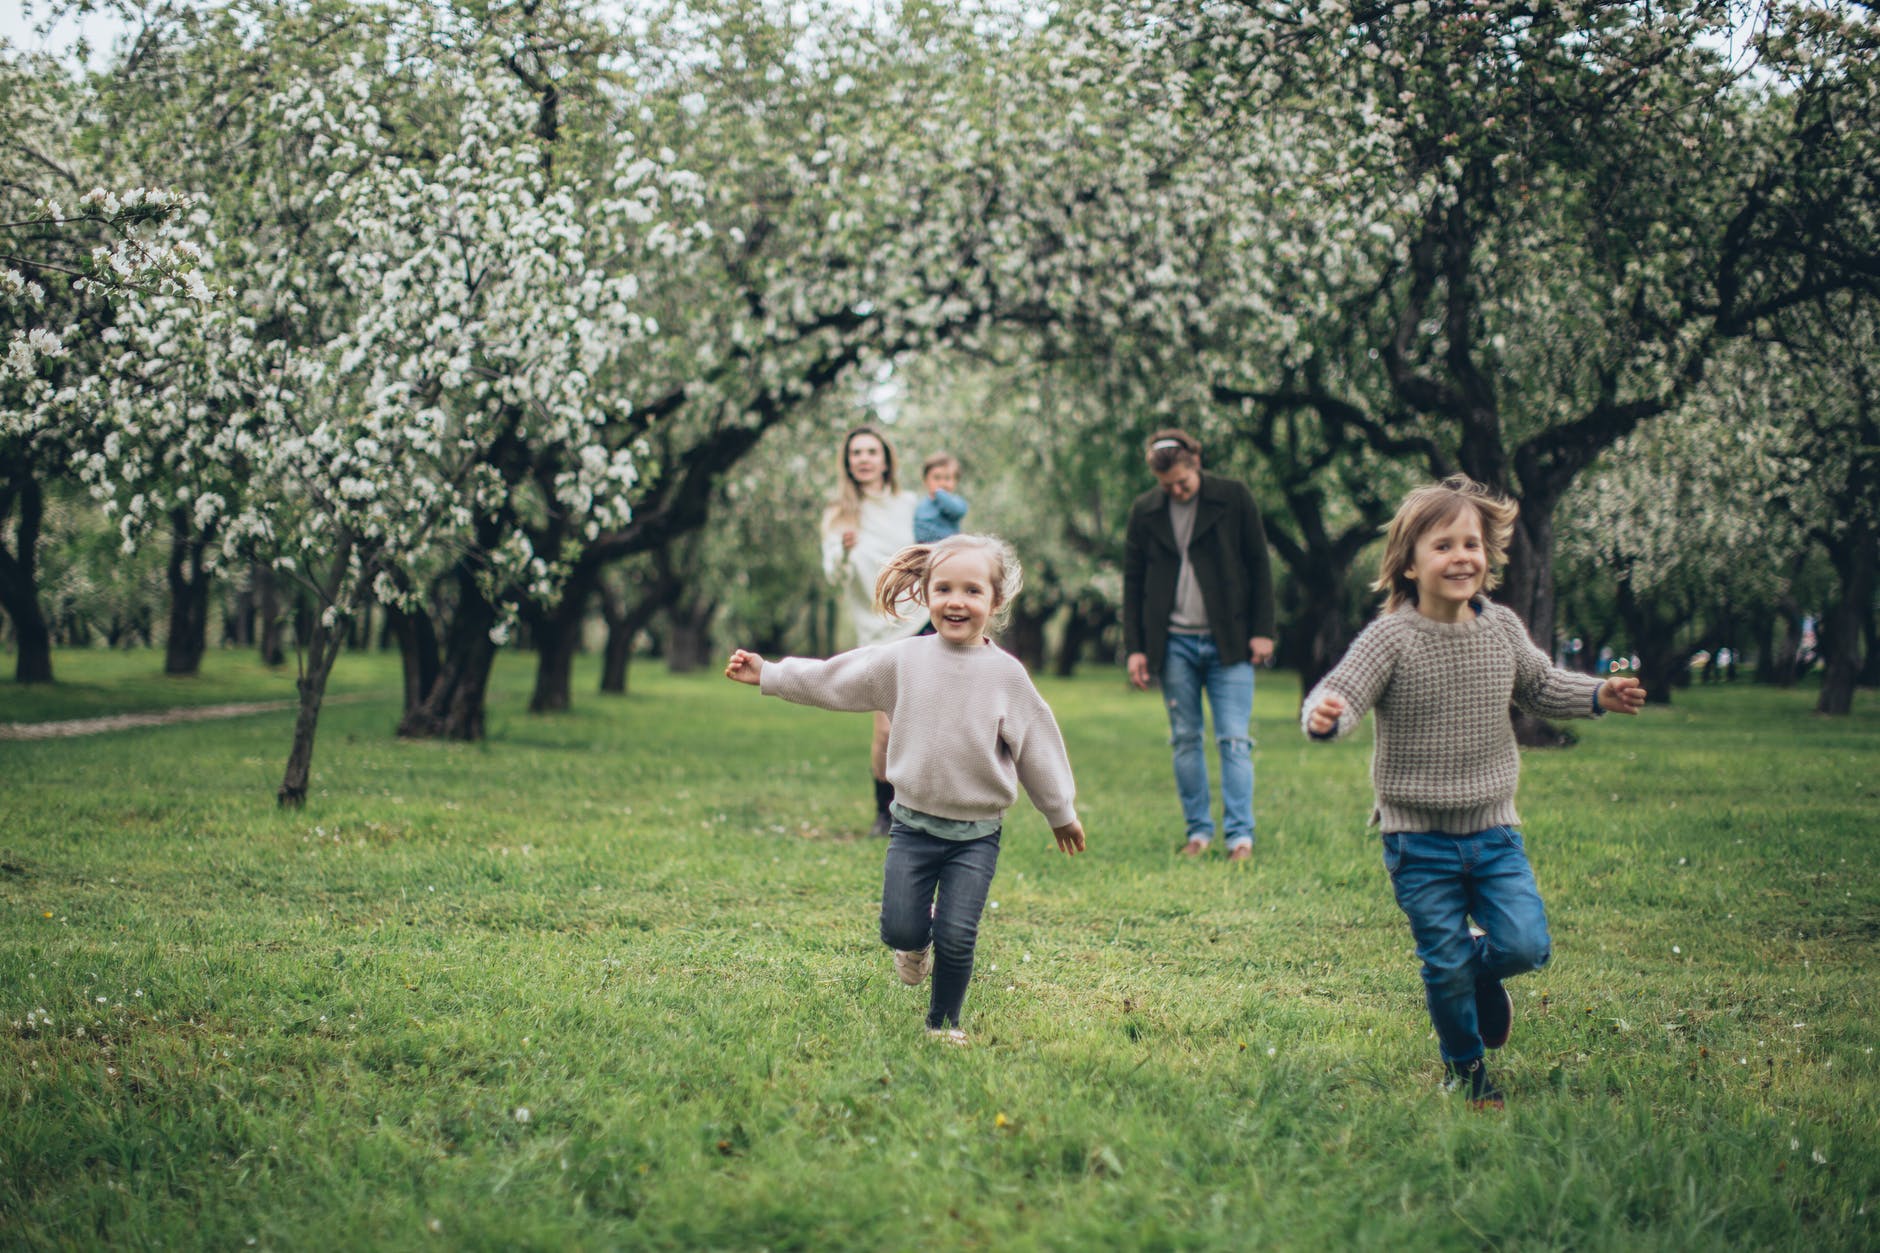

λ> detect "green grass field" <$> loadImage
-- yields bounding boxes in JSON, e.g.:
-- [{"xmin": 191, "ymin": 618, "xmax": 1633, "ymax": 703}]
[{"xmin": 3, "ymin": 648, "xmax": 1876, "ymax": 1249}]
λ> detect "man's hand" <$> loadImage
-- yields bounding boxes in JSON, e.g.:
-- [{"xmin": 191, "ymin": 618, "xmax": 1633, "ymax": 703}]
[
  {"xmin": 1249, "ymin": 635, "xmax": 1275, "ymax": 666},
  {"xmin": 724, "ymin": 649, "xmax": 765, "ymax": 686},
  {"xmin": 1599, "ymin": 676, "xmax": 1646, "ymax": 714},
  {"xmin": 1126, "ymin": 652, "xmax": 1151, "ymax": 690}
]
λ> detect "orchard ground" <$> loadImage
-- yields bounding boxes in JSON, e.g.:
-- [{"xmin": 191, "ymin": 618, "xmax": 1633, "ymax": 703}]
[{"xmin": 2, "ymin": 649, "xmax": 1876, "ymax": 1249}]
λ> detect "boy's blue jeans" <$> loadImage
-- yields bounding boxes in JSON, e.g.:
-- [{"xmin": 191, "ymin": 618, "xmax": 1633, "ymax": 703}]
[
  {"xmin": 1161, "ymin": 633, "xmax": 1255, "ymax": 848},
  {"xmin": 880, "ymin": 824, "xmax": 1000, "ymax": 1030},
  {"xmin": 1382, "ymin": 827, "xmax": 1552, "ymax": 1064}
]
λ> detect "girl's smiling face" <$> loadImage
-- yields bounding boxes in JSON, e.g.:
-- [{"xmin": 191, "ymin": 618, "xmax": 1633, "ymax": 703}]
[
  {"xmin": 927, "ymin": 549, "xmax": 998, "ymax": 645},
  {"xmin": 1407, "ymin": 503, "xmax": 1487, "ymax": 621}
]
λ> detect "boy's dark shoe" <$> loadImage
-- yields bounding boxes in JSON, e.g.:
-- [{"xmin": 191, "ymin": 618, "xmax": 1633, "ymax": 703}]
[
  {"xmin": 1443, "ymin": 1058, "xmax": 1505, "ymax": 1110},
  {"xmin": 1477, "ymin": 978, "xmax": 1513, "ymax": 1050}
]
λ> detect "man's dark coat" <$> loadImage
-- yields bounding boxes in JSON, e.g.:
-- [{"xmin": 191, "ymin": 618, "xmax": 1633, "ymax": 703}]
[{"xmin": 1122, "ymin": 471, "xmax": 1277, "ymax": 673}]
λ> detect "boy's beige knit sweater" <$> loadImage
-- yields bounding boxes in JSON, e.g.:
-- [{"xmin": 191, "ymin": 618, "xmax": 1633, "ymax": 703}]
[
  {"xmin": 760, "ymin": 634, "xmax": 1078, "ymax": 829},
  {"xmin": 1302, "ymin": 601, "xmax": 1604, "ymax": 834}
]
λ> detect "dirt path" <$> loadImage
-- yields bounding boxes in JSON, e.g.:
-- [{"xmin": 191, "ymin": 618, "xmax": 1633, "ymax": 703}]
[{"xmin": 0, "ymin": 700, "xmax": 299, "ymax": 741}]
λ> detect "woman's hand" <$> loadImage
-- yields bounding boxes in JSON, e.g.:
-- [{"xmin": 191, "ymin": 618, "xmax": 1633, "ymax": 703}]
[
  {"xmin": 840, "ymin": 529, "xmax": 859, "ymax": 551},
  {"xmin": 724, "ymin": 649, "xmax": 765, "ymax": 686},
  {"xmin": 1306, "ymin": 693, "xmax": 1345, "ymax": 736},
  {"xmin": 1052, "ymin": 820, "xmax": 1086, "ymax": 855}
]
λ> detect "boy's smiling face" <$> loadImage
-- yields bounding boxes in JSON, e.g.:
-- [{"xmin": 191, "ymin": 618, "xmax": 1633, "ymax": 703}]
[{"xmin": 1407, "ymin": 503, "xmax": 1487, "ymax": 620}]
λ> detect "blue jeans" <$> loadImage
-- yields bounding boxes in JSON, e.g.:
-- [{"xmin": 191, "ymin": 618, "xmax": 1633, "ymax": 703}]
[
  {"xmin": 1382, "ymin": 828, "xmax": 1552, "ymax": 1064},
  {"xmin": 1161, "ymin": 633, "xmax": 1255, "ymax": 848},
  {"xmin": 879, "ymin": 824, "xmax": 1000, "ymax": 1029}
]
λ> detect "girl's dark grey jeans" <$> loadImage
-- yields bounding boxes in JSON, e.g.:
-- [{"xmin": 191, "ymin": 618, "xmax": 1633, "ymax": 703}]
[{"xmin": 879, "ymin": 823, "xmax": 1001, "ymax": 1029}]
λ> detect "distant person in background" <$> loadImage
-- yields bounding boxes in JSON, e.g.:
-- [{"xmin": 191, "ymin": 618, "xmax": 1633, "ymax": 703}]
[
  {"xmin": 914, "ymin": 452, "xmax": 969, "ymax": 543},
  {"xmin": 822, "ymin": 425, "xmax": 922, "ymax": 836},
  {"xmin": 1122, "ymin": 429, "xmax": 1276, "ymax": 863}
]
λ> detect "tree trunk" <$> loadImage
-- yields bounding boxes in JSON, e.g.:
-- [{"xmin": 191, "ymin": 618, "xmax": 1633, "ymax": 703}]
[
  {"xmin": 0, "ymin": 473, "xmax": 54, "ymax": 683},
  {"xmin": 1763, "ymin": 596, "xmax": 1804, "ymax": 687},
  {"xmin": 255, "ymin": 563, "xmax": 286, "ymax": 666},
  {"xmin": 384, "ymin": 599, "xmax": 441, "ymax": 716},
  {"xmin": 1615, "ymin": 578, "xmax": 1680, "ymax": 707},
  {"xmin": 398, "ymin": 569, "xmax": 500, "ymax": 741},
  {"xmin": 528, "ymin": 577, "xmax": 591, "ymax": 713},
  {"xmin": 1501, "ymin": 502, "xmax": 1577, "ymax": 740},
  {"xmin": 1861, "ymin": 604, "xmax": 1880, "ymax": 689},
  {"xmin": 1053, "ymin": 592, "xmax": 1116, "ymax": 678},
  {"xmin": 1003, "ymin": 604, "xmax": 1051, "ymax": 673},
  {"xmin": 664, "ymin": 600, "xmax": 718, "ymax": 674},
  {"xmin": 1816, "ymin": 522, "xmax": 1874, "ymax": 716},
  {"xmin": 278, "ymin": 617, "xmax": 347, "ymax": 808},
  {"xmin": 1291, "ymin": 567, "xmax": 1359, "ymax": 707},
  {"xmin": 163, "ymin": 509, "xmax": 215, "ymax": 676},
  {"xmin": 277, "ymin": 534, "xmax": 359, "ymax": 808}
]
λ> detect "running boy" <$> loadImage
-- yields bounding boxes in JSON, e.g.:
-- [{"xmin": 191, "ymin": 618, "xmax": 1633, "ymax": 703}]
[{"xmin": 1302, "ymin": 475, "xmax": 1645, "ymax": 1107}]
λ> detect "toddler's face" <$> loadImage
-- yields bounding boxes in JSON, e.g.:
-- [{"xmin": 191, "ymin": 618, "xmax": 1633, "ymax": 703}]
[{"xmin": 924, "ymin": 463, "xmax": 958, "ymax": 495}]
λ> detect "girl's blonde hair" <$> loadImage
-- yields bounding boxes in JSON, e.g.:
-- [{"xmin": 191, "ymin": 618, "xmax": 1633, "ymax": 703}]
[
  {"xmin": 822, "ymin": 425, "xmax": 902, "ymax": 534},
  {"xmin": 873, "ymin": 534, "xmax": 1024, "ymax": 632},
  {"xmin": 1372, "ymin": 475, "xmax": 1518, "ymax": 612}
]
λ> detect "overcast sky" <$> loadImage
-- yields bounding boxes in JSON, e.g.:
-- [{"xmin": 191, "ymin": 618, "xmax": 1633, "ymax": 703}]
[{"xmin": 1, "ymin": 3, "xmax": 130, "ymax": 70}]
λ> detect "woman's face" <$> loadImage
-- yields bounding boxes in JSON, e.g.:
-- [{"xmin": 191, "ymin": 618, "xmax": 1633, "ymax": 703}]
[{"xmin": 846, "ymin": 434, "xmax": 888, "ymax": 489}]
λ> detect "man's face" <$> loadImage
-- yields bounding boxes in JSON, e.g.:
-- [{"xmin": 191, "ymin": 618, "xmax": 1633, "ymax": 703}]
[{"xmin": 1154, "ymin": 461, "xmax": 1201, "ymax": 503}]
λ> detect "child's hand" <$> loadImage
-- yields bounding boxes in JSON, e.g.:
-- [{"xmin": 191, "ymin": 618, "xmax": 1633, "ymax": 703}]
[
  {"xmin": 1051, "ymin": 820, "xmax": 1086, "ymax": 855},
  {"xmin": 724, "ymin": 649, "xmax": 765, "ymax": 686},
  {"xmin": 1599, "ymin": 676, "xmax": 1646, "ymax": 714},
  {"xmin": 1307, "ymin": 693, "xmax": 1346, "ymax": 736}
]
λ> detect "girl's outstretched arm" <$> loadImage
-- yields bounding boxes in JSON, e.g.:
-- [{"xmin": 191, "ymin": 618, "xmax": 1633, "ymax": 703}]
[{"xmin": 725, "ymin": 649, "xmax": 765, "ymax": 686}]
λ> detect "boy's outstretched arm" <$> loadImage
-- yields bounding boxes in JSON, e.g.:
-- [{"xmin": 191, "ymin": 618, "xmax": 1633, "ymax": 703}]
[
  {"xmin": 1598, "ymin": 675, "xmax": 1646, "ymax": 713},
  {"xmin": 1306, "ymin": 692, "xmax": 1346, "ymax": 737},
  {"xmin": 724, "ymin": 649, "xmax": 765, "ymax": 686}
]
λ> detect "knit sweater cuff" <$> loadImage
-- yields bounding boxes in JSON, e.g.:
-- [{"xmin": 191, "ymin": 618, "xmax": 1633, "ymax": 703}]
[
  {"xmin": 1038, "ymin": 802, "xmax": 1079, "ymax": 830},
  {"xmin": 1376, "ymin": 798, "xmax": 1521, "ymax": 836}
]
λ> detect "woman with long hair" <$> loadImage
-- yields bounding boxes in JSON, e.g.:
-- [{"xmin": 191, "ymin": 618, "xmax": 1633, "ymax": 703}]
[{"xmin": 821, "ymin": 425, "xmax": 922, "ymax": 835}]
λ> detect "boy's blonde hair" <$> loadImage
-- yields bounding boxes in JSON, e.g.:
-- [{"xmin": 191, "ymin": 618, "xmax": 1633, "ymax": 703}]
[
  {"xmin": 873, "ymin": 534, "xmax": 1024, "ymax": 632},
  {"xmin": 822, "ymin": 424, "xmax": 902, "ymax": 534},
  {"xmin": 1372, "ymin": 475, "xmax": 1518, "ymax": 612},
  {"xmin": 920, "ymin": 451, "xmax": 960, "ymax": 479}
]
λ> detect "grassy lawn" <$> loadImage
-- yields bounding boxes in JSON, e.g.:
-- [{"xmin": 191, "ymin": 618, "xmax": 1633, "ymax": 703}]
[
  {"xmin": 2, "ymin": 649, "xmax": 1876, "ymax": 1249},
  {"xmin": 0, "ymin": 648, "xmax": 387, "ymax": 724}
]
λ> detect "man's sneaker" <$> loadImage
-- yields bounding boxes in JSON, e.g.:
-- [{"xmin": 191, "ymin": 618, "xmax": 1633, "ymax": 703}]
[
  {"xmin": 1477, "ymin": 978, "xmax": 1513, "ymax": 1050},
  {"xmin": 925, "ymin": 1026, "xmax": 969, "ymax": 1046},
  {"xmin": 1179, "ymin": 838, "xmax": 1208, "ymax": 857},
  {"xmin": 1443, "ymin": 1058, "xmax": 1505, "ymax": 1110},
  {"xmin": 894, "ymin": 947, "xmax": 933, "ymax": 986},
  {"xmin": 1226, "ymin": 843, "xmax": 1253, "ymax": 863},
  {"xmin": 869, "ymin": 810, "xmax": 893, "ymax": 838}
]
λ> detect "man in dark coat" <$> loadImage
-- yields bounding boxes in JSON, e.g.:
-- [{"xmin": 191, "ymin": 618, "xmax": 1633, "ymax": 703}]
[{"xmin": 1123, "ymin": 429, "xmax": 1276, "ymax": 861}]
